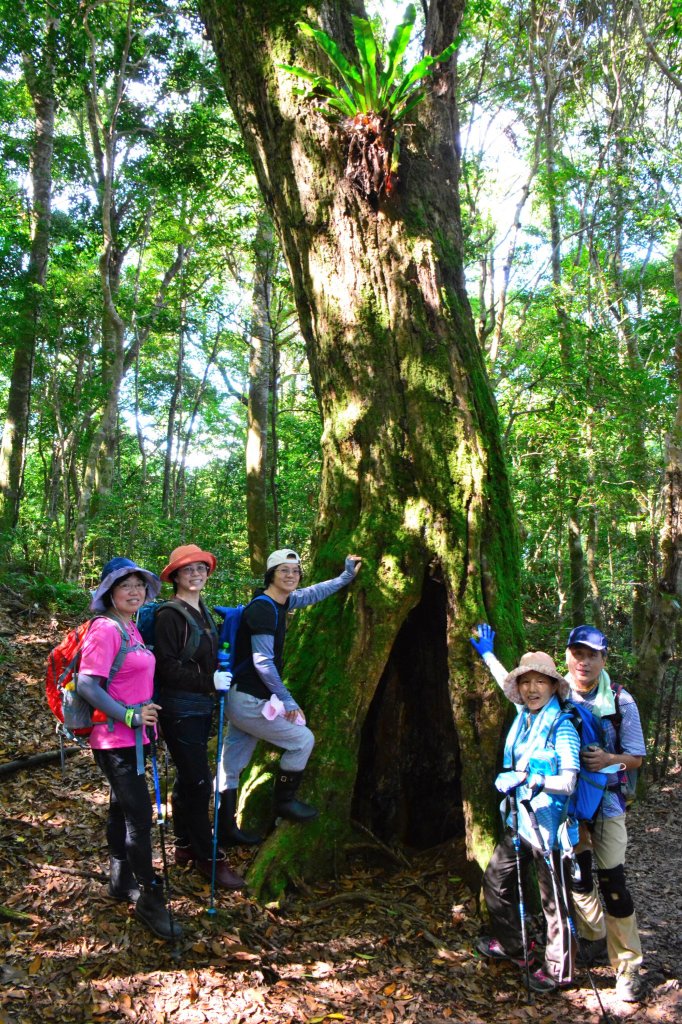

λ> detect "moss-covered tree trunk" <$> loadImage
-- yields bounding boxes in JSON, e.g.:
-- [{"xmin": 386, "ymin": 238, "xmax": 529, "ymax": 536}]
[{"xmin": 199, "ymin": 0, "xmax": 523, "ymax": 896}]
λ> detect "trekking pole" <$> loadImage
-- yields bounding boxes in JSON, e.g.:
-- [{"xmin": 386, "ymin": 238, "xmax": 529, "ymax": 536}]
[
  {"xmin": 207, "ymin": 691, "xmax": 225, "ymax": 917},
  {"xmin": 149, "ymin": 735, "xmax": 177, "ymax": 946},
  {"xmin": 520, "ymin": 796, "xmax": 613, "ymax": 1024},
  {"xmin": 208, "ymin": 644, "xmax": 231, "ymax": 917},
  {"xmin": 509, "ymin": 792, "xmax": 534, "ymax": 1004}
]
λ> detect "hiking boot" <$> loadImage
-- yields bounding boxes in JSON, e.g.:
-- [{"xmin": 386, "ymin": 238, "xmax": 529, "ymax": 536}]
[
  {"xmin": 217, "ymin": 789, "xmax": 262, "ymax": 847},
  {"xmin": 175, "ymin": 845, "xmax": 245, "ymax": 890},
  {"xmin": 107, "ymin": 857, "xmax": 140, "ymax": 902},
  {"xmin": 476, "ymin": 935, "xmax": 537, "ymax": 968},
  {"xmin": 527, "ymin": 967, "xmax": 558, "ymax": 993},
  {"xmin": 135, "ymin": 878, "xmax": 182, "ymax": 942},
  {"xmin": 174, "ymin": 845, "xmax": 194, "ymax": 868},
  {"xmin": 195, "ymin": 856, "xmax": 245, "ymax": 891},
  {"xmin": 615, "ymin": 969, "xmax": 647, "ymax": 1002},
  {"xmin": 576, "ymin": 936, "xmax": 608, "ymax": 966},
  {"xmin": 274, "ymin": 770, "xmax": 318, "ymax": 822}
]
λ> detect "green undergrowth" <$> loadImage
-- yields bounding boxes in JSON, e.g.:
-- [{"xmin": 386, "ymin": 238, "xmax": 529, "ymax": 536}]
[{"xmin": 0, "ymin": 564, "xmax": 90, "ymax": 617}]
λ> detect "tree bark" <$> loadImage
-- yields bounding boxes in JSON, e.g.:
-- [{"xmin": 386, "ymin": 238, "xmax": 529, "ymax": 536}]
[
  {"xmin": 633, "ymin": 228, "xmax": 682, "ymax": 735},
  {"xmin": 163, "ymin": 313, "xmax": 185, "ymax": 519},
  {"xmin": 199, "ymin": 0, "xmax": 523, "ymax": 895},
  {"xmin": 246, "ymin": 216, "xmax": 275, "ymax": 574},
  {"xmin": 0, "ymin": 10, "xmax": 57, "ymax": 530}
]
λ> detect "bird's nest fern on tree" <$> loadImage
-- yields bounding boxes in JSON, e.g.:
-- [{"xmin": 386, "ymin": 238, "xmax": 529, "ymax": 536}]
[{"xmin": 279, "ymin": 5, "xmax": 458, "ymax": 207}]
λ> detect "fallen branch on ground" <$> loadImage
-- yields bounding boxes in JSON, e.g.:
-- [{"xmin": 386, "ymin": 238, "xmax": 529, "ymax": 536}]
[{"xmin": 0, "ymin": 746, "xmax": 81, "ymax": 778}]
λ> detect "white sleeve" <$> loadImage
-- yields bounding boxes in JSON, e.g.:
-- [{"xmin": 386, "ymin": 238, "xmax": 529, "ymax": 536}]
[
  {"xmin": 481, "ymin": 651, "xmax": 510, "ymax": 692},
  {"xmin": 542, "ymin": 769, "xmax": 578, "ymax": 796}
]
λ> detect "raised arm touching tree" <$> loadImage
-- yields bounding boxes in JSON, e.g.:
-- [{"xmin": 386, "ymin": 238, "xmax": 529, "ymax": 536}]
[{"xmin": 198, "ymin": 0, "xmax": 524, "ymax": 897}]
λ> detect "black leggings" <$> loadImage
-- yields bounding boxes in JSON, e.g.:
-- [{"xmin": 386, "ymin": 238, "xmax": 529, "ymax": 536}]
[
  {"xmin": 484, "ymin": 833, "xmax": 575, "ymax": 983},
  {"xmin": 93, "ymin": 746, "xmax": 154, "ymax": 885},
  {"xmin": 158, "ymin": 711, "xmax": 214, "ymax": 860}
]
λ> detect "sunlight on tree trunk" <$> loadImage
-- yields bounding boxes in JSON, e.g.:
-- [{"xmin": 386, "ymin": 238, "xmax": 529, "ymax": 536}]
[{"xmin": 246, "ymin": 216, "xmax": 275, "ymax": 575}]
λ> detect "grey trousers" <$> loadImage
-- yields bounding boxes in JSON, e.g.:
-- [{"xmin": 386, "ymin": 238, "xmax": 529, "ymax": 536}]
[{"xmin": 217, "ymin": 688, "xmax": 315, "ymax": 791}]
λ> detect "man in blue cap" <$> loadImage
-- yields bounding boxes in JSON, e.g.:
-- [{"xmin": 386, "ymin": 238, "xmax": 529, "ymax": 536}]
[{"xmin": 565, "ymin": 625, "xmax": 646, "ymax": 1003}]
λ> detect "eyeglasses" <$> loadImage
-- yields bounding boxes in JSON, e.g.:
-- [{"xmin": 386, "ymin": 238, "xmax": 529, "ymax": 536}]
[
  {"xmin": 276, "ymin": 567, "xmax": 301, "ymax": 577},
  {"xmin": 178, "ymin": 563, "xmax": 209, "ymax": 576},
  {"xmin": 115, "ymin": 580, "xmax": 146, "ymax": 592}
]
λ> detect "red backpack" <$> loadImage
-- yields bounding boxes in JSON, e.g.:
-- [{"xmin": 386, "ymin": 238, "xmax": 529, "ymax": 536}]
[{"xmin": 46, "ymin": 615, "xmax": 132, "ymax": 737}]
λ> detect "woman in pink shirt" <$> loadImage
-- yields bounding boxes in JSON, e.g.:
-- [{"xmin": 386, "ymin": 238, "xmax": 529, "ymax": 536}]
[{"xmin": 76, "ymin": 557, "xmax": 181, "ymax": 942}]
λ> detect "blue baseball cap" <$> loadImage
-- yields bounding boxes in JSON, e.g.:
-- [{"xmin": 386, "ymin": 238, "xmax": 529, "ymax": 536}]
[{"xmin": 566, "ymin": 625, "xmax": 608, "ymax": 652}]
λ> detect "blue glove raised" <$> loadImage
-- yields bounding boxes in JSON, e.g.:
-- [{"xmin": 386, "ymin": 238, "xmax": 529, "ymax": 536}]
[
  {"xmin": 495, "ymin": 770, "xmax": 526, "ymax": 794},
  {"xmin": 470, "ymin": 622, "xmax": 495, "ymax": 657}
]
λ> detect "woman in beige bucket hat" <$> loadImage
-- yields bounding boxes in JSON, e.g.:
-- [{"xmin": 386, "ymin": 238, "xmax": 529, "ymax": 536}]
[{"xmin": 470, "ymin": 624, "xmax": 581, "ymax": 995}]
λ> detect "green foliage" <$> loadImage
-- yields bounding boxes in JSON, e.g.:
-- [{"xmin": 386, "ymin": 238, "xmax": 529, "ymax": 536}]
[
  {"xmin": 0, "ymin": 559, "xmax": 89, "ymax": 614},
  {"xmin": 0, "ymin": 1, "xmax": 322, "ymax": 597},
  {"xmin": 279, "ymin": 4, "xmax": 458, "ymax": 122}
]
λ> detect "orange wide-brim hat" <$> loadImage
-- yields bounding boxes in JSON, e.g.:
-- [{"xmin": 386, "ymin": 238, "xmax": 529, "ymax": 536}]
[{"xmin": 160, "ymin": 544, "xmax": 217, "ymax": 581}]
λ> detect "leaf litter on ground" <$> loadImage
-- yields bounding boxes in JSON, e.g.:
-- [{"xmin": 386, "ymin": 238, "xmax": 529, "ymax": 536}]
[{"xmin": 0, "ymin": 604, "xmax": 680, "ymax": 1023}]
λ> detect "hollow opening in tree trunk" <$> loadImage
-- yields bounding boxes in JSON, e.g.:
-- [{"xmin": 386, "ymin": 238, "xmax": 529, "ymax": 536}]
[{"xmin": 352, "ymin": 571, "xmax": 464, "ymax": 849}]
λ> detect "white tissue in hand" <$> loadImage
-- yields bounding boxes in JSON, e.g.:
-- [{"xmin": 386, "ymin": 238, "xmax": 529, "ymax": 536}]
[
  {"xmin": 261, "ymin": 694, "xmax": 304, "ymax": 725},
  {"xmin": 213, "ymin": 670, "xmax": 232, "ymax": 692}
]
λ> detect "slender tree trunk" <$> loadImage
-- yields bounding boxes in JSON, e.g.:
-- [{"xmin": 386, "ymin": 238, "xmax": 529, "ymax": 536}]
[
  {"xmin": 0, "ymin": 15, "xmax": 56, "ymax": 529},
  {"xmin": 246, "ymin": 216, "xmax": 275, "ymax": 574},
  {"xmin": 586, "ymin": 484, "xmax": 603, "ymax": 630},
  {"xmin": 633, "ymin": 229, "xmax": 682, "ymax": 736},
  {"xmin": 163, "ymin": 314, "xmax": 185, "ymax": 519},
  {"xmin": 527, "ymin": 3, "xmax": 588, "ymax": 626},
  {"xmin": 269, "ymin": 333, "xmax": 280, "ymax": 550},
  {"xmin": 546, "ymin": 108, "xmax": 586, "ymax": 626},
  {"xmin": 200, "ymin": 0, "xmax": 523, "ymax": 896}
]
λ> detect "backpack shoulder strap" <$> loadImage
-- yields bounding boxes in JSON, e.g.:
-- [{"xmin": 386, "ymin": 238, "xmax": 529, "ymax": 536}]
[
  {"xmin": 159, "ymin": 599, "xmax": 205, "ymax": 663},
  {"xmin": 607, "ymin": 680, "xmax": 624, "ymax": 752},
  {"xmin": 249, "ymin": 593, "xmax": 279, "ymax": 627},
  {"xmin": 199, "ymin": 598, "xmax": 219, "ymax": 638},
  {"xmin": 90, "ymin": 614, "xmax": 132, "ymax": 690},
  {"xmin": 546, "ymin": 709, "xmax": 576, "ymax": 748},
  {"xmin": 230, "ymin": 595, "xmax": 280, "ymax": 682}
]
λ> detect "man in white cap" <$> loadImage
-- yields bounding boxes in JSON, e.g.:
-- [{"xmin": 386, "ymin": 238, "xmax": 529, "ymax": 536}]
[{"xmin": 216, "ymin": 549, "xmax": 361, "ymax": 840}]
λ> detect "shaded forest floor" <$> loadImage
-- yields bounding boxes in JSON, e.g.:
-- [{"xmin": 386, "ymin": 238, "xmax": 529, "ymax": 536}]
[{"xmin": 1, "ymin": 606, "xmax": 681, "ymax": 1024}]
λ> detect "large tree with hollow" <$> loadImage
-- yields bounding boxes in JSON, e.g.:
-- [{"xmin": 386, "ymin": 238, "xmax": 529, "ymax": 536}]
[{"xmin": 198, "ymin": 0, "xmax": 523, "ymax": 897}]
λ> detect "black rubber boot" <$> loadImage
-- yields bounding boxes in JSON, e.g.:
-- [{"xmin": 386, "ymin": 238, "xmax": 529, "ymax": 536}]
[
  {"xmin": 108, "ymin": 856, "xmax": 140, "ymax": 902},
  {"xmin": 135, "ymin": 877, "xmax": 183, "ymax": 942},
  {"xmin": 274, "ymin": 770, "xmax": 318, "ymax": 822},
  {"xmin": 217, "ymin": 789, "xmax": 262, "ymax": 846}
]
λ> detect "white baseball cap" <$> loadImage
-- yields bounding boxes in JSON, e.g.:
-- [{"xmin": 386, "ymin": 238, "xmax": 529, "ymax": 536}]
[{"xmin": 266, "ymin": 548, "xmax": 301, "ymax": 571}]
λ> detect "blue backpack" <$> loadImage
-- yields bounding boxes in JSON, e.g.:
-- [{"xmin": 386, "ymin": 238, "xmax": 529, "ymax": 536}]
[
  {"xmin": 213, "ymin": 594, "xmax": 278, "ymax": 674},
  {"xmin": 546, "ymin": 701, "xmax": 608, "ymax": 822}
]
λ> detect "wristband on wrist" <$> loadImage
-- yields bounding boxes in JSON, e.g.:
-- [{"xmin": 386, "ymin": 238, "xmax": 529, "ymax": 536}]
[{"xmin": 124, "ymin": 707, "xmax": 137, "ymax": 728}]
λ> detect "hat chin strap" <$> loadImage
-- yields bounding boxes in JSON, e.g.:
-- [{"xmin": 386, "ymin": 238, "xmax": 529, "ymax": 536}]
[{"xmin": 109, "ymin": 594, "xmax": 133, "ymax": 625}]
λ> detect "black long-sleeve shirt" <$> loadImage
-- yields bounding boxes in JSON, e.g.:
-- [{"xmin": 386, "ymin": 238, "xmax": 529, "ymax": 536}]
[{"xmin": 153, "ymin": 600, "xmax": 218, "ymax": 695}]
